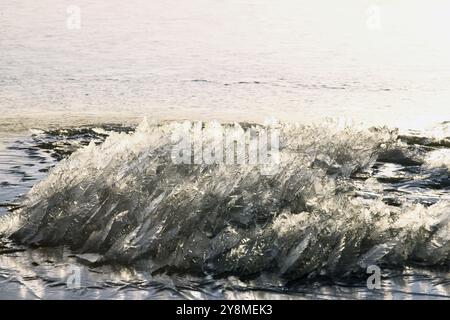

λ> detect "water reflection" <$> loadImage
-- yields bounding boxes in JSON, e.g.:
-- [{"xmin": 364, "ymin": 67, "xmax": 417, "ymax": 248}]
[{"xmin": 1, "ymin": 246, "xmax": 449, "ymax": 299}]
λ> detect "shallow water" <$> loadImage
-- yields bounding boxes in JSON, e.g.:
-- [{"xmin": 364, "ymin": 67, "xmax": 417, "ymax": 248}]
[
  {"xmin": 1, "ymin": 245, "xmax": 450, "ymax": 300},
  {"xmin": 2, "ymin": 0, "xmax": 450, "ymax": 300},
  {"xmin": 0, "ymin": 122, "xmax": 449, "ymax": 299}
]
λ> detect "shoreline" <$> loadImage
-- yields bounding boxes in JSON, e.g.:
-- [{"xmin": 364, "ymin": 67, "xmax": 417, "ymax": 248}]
[{"xmin": 1, "ymin": 111, "xmax": 449, "ymax": 134}]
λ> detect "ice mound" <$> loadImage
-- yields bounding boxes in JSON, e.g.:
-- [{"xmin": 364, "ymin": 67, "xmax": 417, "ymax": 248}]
[
  {"xmin": 1, "ymin": 119, "xmax": 450, "ymax": 280},
  {"xmin": 425, "ymin": 149, "xmax": 450, "ymax": 171}
]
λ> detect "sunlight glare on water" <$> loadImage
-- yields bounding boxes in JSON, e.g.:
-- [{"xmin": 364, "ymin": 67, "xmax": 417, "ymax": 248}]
[{"xmin": 0, "ymin": 0, "xmax": 449, "ymax": 128}]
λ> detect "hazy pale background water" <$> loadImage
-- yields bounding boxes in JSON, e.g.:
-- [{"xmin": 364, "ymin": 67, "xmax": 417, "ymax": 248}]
[{"xmin": 1, "ymin": 0, "xmax": 450, "ymax": 129}]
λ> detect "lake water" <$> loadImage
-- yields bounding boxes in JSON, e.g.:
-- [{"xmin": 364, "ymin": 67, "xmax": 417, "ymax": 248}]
[
  {"xmin": 1, "ymin": 0, "xmax": 449, "ymax": 128},
  {"xmin": 1, "ymin": 0, "xmax": 450, "ymax": 300}
]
